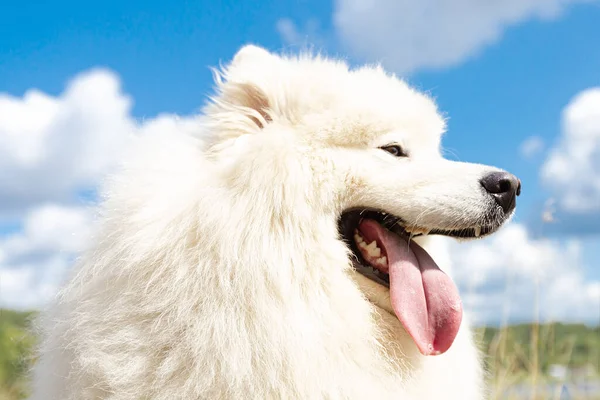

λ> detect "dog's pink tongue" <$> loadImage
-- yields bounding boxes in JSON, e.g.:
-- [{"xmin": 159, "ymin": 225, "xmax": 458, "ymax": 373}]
[{"xmin": 358, "ymin": 219, "xmax": 462, "ymax": 356}]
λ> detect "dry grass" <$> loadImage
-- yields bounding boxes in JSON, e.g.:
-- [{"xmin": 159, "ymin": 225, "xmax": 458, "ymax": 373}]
[{"xmin": 477, "ymin": 322, "xmax": 600, "ymax": 400}]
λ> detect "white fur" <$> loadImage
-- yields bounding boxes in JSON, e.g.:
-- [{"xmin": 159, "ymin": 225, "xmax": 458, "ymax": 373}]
[{"xmin": 29, "ymin": 45, "xmax": 506, "ymax": 399}]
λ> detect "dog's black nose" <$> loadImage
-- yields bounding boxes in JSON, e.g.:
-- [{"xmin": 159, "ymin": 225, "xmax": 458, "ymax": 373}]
[{"xmin": 480, "ymin": 172, "xmax": 521, "ymax": 213}]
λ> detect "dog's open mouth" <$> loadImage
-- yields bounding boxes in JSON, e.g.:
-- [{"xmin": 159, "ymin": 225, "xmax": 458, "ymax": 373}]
[{"xmin": 338, "ymin": 209, "xmax": 498, "ymax": 356}]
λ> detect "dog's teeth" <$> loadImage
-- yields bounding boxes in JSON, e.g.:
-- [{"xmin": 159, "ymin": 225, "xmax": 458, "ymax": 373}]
[
  {"xmin": 365, "ymin": 241, "xmax": 381, "ymax": 257},
  {"xmin": 375, "ymin": 256, "xmax": 387, "ymax": 266},
  {"xmin": 474, "ymin": 226, "xmax": 481, "ymax": 237},
  {"xmin": 369, "ymin": 247, "xmax": 381, "ymax": 258},
  {"xmin": 353, "ymin": 229, "xmax": 366, "ymax": 244}
]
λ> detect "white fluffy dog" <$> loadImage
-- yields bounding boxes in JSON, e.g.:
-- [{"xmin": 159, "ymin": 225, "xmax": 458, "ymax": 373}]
[{"xmin": 31, "ymin": 45, "xmax": 520, "ymax": 399}]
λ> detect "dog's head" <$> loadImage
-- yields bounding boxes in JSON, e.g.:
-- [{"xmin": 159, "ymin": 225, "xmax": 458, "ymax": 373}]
[{"xmin": 204, "ymin": 45, "xmax": 520, "ymax": 356}]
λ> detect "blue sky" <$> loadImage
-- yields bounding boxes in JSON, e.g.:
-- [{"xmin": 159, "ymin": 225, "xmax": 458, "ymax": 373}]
[{"xmin": 0, "ymin": 0, "xmax": 599, "ymax": 323}]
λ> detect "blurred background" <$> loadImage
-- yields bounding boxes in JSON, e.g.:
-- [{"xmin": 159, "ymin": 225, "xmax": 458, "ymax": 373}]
[{"xmin": 0, "ymin": 0, "xmax": 599, "ymax": 399}]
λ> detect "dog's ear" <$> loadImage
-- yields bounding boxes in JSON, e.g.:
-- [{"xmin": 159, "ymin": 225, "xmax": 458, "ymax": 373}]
[
  {"xmin": 219, "ymin": 81, "xmax": 272, "ymax": 129},
  {"xmin": 207, "ymin": 45, "xmax": 277, "ymax": 132}
]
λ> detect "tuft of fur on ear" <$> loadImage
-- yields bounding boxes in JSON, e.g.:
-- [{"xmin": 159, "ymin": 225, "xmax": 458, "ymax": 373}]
[
  {"xmin": 203, "ymin": 45, "xmax": 276, "ymax": 139},
  {"xmin": 220, "ymin": 81, "xmax": 272, "ymax": 129}
]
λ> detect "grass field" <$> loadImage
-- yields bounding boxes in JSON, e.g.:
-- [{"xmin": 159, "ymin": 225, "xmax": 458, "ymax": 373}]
[
  {"xmin": 1, "ymin": 309, "xmax": 598, "ymax": 400},
  {"xmin": 475, "ymin": 324, "xmax": 600, "ymax": 399},
  {"xmin": 0, "ymin": 310, "xmax": 35, "ymax": 400}
]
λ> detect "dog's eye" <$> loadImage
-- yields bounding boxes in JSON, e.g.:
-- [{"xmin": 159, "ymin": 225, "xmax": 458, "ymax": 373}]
[{"xmin": 380, "ymin": 145, "xmax": 407, "ymax": 157}]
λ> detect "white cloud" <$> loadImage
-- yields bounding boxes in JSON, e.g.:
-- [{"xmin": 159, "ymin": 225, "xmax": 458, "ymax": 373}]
[
  {"xmin": 541, "ymin": 88, "xmax": 600, "ymax": 214},
  {"xmin": 441, "ymin": 223, "xmax": 600, "ymax": 325},
  {"xmin": 276, "ymin": 18, "xmax": 328, "ymax": 50},
  {"xmin": 520, "ymin": 136, "xmax": 545, "ymax": 159},
  {"xmin": 331, "ymin": 0, "xmax": 594, "ymax": 74},
  {"xmin": 0, "ymin": 69, "xmax": 205, "ymax": 309},
  {"xmin": 0, "ymin": 204, "xmax": 94, "ymax": 309},
  {"xmin": 277, "ymin": 18, "xmax": 304, "ymax": 45},
  {"xmin": 0, "ymin": 70, "xmax": 130, "ymax": 308},
  {"xmin": 0, "ymin": 69, "xmax": 134, "ymax": 214}
]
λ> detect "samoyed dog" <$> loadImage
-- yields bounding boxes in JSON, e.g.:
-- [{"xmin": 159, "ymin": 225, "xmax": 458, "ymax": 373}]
[{"xmin": 31, "ymin": 45, "xmax": 520, "ymax": 399}]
